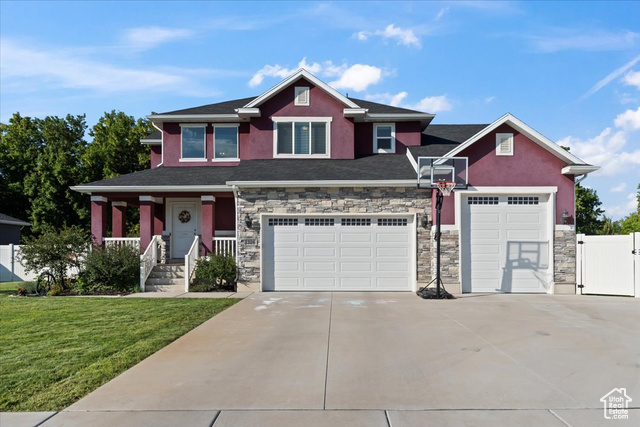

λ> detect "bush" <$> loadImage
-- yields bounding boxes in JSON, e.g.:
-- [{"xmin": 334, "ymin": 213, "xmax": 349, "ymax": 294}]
[
  {"xmin": 77, "ymin": 245, "xmax": 140, "ymax": 294},
  {"xmin": 20, "ymin": 226, "xmax": 89, "ymax": 291},
  {"xmin": 191, "ymin": 254, "xmax": 236, "ymax": 292}
]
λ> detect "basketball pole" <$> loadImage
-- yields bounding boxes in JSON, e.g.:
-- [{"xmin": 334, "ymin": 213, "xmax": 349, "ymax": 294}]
[{"xmin": 435, "ymin": 187, "xmax": 443, "ymax": 298}]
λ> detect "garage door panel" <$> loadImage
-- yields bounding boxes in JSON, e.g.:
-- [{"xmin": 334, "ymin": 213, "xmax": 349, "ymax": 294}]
[
  {"xmin": 471, "ymin": 229, "xmax": 501, "ymax": 240},
  {"xmin": 472, "ymin": 213, "xmax": 501, "ymax": 223},
  {"xmin": 265, "ymin": 216, "xmax": 413, "ymax": 291},
  {"xmin": 507, "ymin": 213, "xmax": 541, "ymax": 224},
  {"xmin": 507, "ymin": 229, "xmax": 541, "ymax": 240}
]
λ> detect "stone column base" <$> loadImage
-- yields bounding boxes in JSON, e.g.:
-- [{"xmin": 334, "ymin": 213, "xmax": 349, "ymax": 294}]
[{"xmin": 554, "ymin": 282, "xmax": 576, "ymax": 295}]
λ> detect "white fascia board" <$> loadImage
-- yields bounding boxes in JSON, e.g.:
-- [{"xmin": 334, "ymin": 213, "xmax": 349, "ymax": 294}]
[
  {"xmin": 456, "ymin": 185, "xmax": 558, "ymax": 194},
  {"xmin": 235, "ymin": 108, "xmax": 261, "ymax": 118},
  {"xmin": 561, "ymin": 165, "xmax": 600, "ymax": 175},
  {"xmin": 140, "ymin": 139, "xmax": 161, "ymax": 145},
  {"xmin": 0, "ymin": 219, "xmax": 31, "ymax": 226},
  {"xmin": 70, "ymin": 185, "xmax": 232, "ymax": 194},
  {"xmin": 244, "ymin": 69, "xmax": 360, "ymax": 109},
  {"xmin": 343, "ymin": 108, "xmax": 368, "ymax": 118},
  {"xmin": 226, "ymin": 180, "xmax": 416, "ymax": 188},
  {"xmin": 366, "ymin": 113, "xmax": 435, "ymax": 122},
  {"xmin": 445, "ymin": 113, "xmax": 587, "ymax": 165},
  {"xmin": 406, "ymin": 149, "xmax": 418, "ymax": 172},
  {"xmin": 146, "ymin": 114, "xmax": 244, "ymax": 123}
]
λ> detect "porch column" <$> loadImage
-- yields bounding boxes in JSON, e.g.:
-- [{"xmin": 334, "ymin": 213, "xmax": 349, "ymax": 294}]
[
  {"xmin": 201, "ymin": 196, "xmax": 216, "ymax": 255},
  {"xmin": 90, "ymin": 196, "xmax": 108, "ymax": 246},
  {"xmin": 111, "ymin": 202, "xmax": 127, "ymax": 238},
  {"xmin": 153, "ymin": 197, "xmax": 164, "ymax": 235},
  {"xmin": 139, "ymin": 196, "xmax": 156, "ymax": 253}
]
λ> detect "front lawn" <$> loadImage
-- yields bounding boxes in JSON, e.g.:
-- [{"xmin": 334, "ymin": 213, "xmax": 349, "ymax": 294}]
[{"xmin": 0, "ymin": 282, "xmax": 239, "ymax": 411}]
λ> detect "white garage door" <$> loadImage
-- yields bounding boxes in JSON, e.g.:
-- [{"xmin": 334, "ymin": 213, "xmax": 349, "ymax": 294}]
[
  {"xmin": 461, "ymin": 195, "xmax": 551, "ymax": 293},
  {"xmin": 262, "ymin": 216, "xmax": 414, "ymax": 291}
]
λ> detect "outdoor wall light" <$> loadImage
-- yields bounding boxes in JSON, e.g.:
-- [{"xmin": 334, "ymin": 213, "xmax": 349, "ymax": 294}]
[
  {"xmin": 244, "ymin": 214, "xmax": 252, "ymax": 228},
  {"xmin": 562, "ymin": 209, "xmax": 569, "ymax": 225},
  {"xmin": 421, "ymin": 215, "xmax": 432, "ymax": 229}
]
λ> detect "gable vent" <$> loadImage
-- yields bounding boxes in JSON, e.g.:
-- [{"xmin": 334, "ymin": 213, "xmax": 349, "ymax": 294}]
[
  {"xmin": 295, "ymin": 86, "xmax": 309, "ymax": 106},
  {"xmin": 496, "ymin": 133, "xmax": 514, "ymax": 156}
]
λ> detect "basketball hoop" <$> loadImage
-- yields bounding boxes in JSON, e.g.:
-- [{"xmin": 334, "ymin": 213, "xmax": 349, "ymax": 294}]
[{"xmin": 436, "ymin": 181, "xmax": 456, "ymax": 197}]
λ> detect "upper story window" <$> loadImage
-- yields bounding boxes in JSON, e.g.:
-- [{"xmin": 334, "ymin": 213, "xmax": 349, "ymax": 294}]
[
  {"xmin": 180, "ymin": 125, "xmax": 206, "ymax": 161},
  {"xmin": 374, "ymin": 123, "xmax": 395, "ymax": 153},
  {"xmin": 213, "ymin": 125, "xmax": 239, "ymax": 161},
  {"xmin": 496, "ymin": 133, "xmax": 514, "ymax": 156},
  {"xmin": 272, "ymin": 117, "xmax": 331, "ymax": 158},
  {"xmin": 294, "ymin": 87, "xmax": 310, "ymax": 106}
]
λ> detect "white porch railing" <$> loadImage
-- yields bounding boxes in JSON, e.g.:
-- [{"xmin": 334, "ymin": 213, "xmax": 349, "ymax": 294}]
[
  {"xmin": 213, "ymin": 237, "xmax": 237, "ymax": 258},
  {"xmin": 139, "ymin": 236, "xmax": 160, "ymax": 292},
  {"xmin": 185, "ymin": 235, "xmax": 201, "ymax": 292},
  {"xmin": 104, "ymin": 237, "xmax": 140, "ymax": 251}
]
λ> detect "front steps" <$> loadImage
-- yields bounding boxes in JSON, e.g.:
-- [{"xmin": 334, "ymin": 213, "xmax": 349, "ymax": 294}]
[{"xmin": 145, "ymin": 264, "xmax": 185, "ymax": 292}]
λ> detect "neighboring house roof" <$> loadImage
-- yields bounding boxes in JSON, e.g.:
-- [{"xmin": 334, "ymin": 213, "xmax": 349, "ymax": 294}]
[
  {"xmin": 71, "ymin": 155, "xmax": 417, "ymax": 193},
  {"xmin": 0, "ymin": 213, "xmax": 31, "ymax": 227},
  {"xmin": 409, "ymin": 124, "xmax": 489, "ymax": 160},
  {"xmin": 140, "ymin": 129, "xmax": 162, "ymax": 145}
]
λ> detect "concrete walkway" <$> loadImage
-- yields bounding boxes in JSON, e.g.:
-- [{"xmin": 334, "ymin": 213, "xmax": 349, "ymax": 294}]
[{"xmin": 3, "ymin": 293, "xmax": 639, "ymax": 426}]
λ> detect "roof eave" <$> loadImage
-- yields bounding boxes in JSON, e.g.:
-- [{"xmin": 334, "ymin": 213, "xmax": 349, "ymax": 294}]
[
  {"xmin": 0, "ymin": 220, "xmax": 31, "ymax": 226},
  {"xmin": 70, "ymin": 185, "xmax": 233, "ymax": 194},
  {"xmin": 146, "ymin": 114, "xmax": 246, "ymax": 122},
  {"xmin": 226, "ymin": 180, "xmax": 416, "ymax": 188},
  {"xmin": 561, "ymin": 165, "xmax": 600, "ymax": 175}
]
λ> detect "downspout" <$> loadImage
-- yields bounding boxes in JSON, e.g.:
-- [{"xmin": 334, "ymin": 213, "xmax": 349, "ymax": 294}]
[{"xmin": 152, "ymin": 121, "xmax": 164, "ymax": 167}]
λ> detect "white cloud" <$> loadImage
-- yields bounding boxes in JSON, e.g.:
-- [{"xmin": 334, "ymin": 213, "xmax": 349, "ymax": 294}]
[
  {"xmin": 579, "ymin": 54, "xmax": 640, "ymax": 100},
  {"xmin": 122, "ymin": 26, "xmax": 193, "ymax": 51},
  {"xmin": 355, "ymin": 24, "xmax": 421, "ymax": 48},
  {"xmin": 485, "ymin": 96, "xmax": 496, "ymax": 103},
  {"xmin": 530, "ymin": 30, "xmax": 639, "ymax": 53},
  {"xmin": 604, "ymin": 192, "xmax": 639, "ymax": 218},
  {"xmin": 329, "ymin": 64, "xmax": 382, "ymax": 92},
  {"xmin": 623, "ymin": 70, "xmax": 640, "ymax": 89},
  {"xmin": 435, "ymin": 7, "xmax": 449, "ymax": 21},
  {"xmin": 249, "ymin": 59, "xmax": 383, "ymax": 92},
  {"xmin": 366, "ymin": 92, "xmax": 452, "ymax": 113},
  {"xmin": 0, "ymin": 38, "xmax": 215, "ymax": 95},
  {"xmin": 611, "ymin": 182, "xmax": 627, "ymax": 193},
  {"xmin": 613, "ymin": 107, "xmax": 640, "ymax": 131}
]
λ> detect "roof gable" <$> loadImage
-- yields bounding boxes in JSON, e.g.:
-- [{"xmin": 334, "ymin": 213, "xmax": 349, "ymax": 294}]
[{"xmin": 245, "ymin": 69, "xmax": 360, "ymax": 109}]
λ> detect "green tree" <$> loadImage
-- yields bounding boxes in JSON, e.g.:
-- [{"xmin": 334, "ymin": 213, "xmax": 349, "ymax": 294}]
[
  {"xmin": 618, "ymin": 184, "xmax": 640, "ymax": 234},
  {"xmin": 599, "ymin": 216, "xmax": 621, "ymax": 235},
  {"xmin": 23, "ymin": 115, "xmax": 89, "ymax": 233},
  {"xmin": 0, "ymin": 114, "xmax": 42, "ymax": 231},
  {"xmin": 575, "ymin": 184, "xmax": 604, "ymax": 235},
  {"xmin": 83, "ymin": 110, "xmax": 152, "ymax": 182}
]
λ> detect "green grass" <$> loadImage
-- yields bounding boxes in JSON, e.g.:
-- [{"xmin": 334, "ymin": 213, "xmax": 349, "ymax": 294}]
[{"xmin": 0, "ymin": 282, "xmax": 239, "ymax": 411}]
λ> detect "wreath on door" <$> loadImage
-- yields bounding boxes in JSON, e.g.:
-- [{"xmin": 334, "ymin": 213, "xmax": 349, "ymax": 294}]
[{"xmin": 178, "ymin": 210, "xmax": 191, "ymax": 223}]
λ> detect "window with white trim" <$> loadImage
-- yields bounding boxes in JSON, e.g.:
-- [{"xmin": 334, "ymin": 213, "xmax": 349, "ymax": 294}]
[
  {"xmin": 374, "ymin": 123, "xmax": 396, "ymax": 153},
  {"xmin": 180, "ymin": 125, "xmax": 206, "ymax": 160},
  {"xmin": 496, "ymin": 133, "xmax": 514, "ymax": 156},
  {"xmin": 294, "ymin": 87, "xmax": 309, "ymax": 106},
  {"xmin": 273, "ymin": 117, "xmax": 331, "ymax": 157},
  {"xmin": 213, "ymin": 125, "xmax": 239, "ymax": 160}
]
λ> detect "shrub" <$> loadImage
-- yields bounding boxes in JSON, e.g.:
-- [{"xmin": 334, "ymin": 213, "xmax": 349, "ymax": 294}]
[
  {"xmin": 20, "ymin": 226, "xmax": 89, "ymax": 291},
  {"xmin": 191, "ymin": 253, "xmax": 236, "ymax": 292},
  {"xmin": 77, "ymin": 245, "xmax": 140, "ymax": 294}
]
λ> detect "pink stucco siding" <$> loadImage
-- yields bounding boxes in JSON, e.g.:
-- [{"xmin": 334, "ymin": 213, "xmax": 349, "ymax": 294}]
[
  {"xmin": 151, "ymin": 145, "xmax": 162, "ymax": 168},
  {"xmin": 436, "ymin": 124, "xmax": 575, "ymax": 225}
]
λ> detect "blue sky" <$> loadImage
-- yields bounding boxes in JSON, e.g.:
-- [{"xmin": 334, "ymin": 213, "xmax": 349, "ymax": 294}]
[{"xmin": 1, "ymin": 1, "xmax": 639, "ymax": 219}]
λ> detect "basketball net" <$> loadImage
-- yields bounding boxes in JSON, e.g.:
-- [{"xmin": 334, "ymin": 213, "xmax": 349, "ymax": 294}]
[{"xmin": 436, "ymin": 181, "xmax": 456, "ymax": 197}]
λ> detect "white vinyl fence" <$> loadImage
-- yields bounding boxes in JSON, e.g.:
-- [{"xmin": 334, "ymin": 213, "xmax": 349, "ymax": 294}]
[
  {"xmin": 0, "ymin": 244, "xmax": 38, "ymax": 282},
  {"xmin": 576, "ymin": 232, "xmax": 640, "ymax": 297}
]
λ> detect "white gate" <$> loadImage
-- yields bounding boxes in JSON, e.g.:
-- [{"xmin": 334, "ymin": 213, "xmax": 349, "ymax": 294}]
[{"xmin": 576, "ymin": 233, "xmax": 640, "ymax": 297}]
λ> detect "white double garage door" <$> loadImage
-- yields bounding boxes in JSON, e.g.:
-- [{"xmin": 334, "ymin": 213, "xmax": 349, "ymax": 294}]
[
  {"xmin": 261, "ymin": 193, "xmax": 552, "ymax": 293},
  {"xmin": 262, "ymin": 216, "xmax": 415, "ymax": 291}
]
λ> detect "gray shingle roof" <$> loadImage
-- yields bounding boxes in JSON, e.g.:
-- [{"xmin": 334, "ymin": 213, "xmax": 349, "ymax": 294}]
[
  {"xmin": 347, "ymin": 98, "xmax": 426, "ymax": 114},
  {"xmin": 142, "ymin": 130, "xmax": 161, "ymax": 140},
  {"xmin": 409, "ymin": 124, "xmax": 488, "ymax": 160},
  {"xmin": 0, "ymin": 213, "xmax": 31, "ymax": 226},
  {"xmin": 77, "ymin": 155, "xmax": 417, "ymax": 189}
]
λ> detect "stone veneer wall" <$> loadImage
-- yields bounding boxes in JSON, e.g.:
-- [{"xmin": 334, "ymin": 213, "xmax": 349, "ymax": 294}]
[
  {"xmin": 430, "ymin": 229, "xmax": 460, "ymax": 291},
  {"xmin": 235, "ymin": 187, "xmax": 432, "ymax": 291},
  {"xmin": 554, "ymin": 229, "xmax": 576, "ymax": 294}
]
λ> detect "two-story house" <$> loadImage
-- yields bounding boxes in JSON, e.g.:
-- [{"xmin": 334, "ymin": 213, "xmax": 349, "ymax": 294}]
[{"xmin": 72, "ymin": 69, "xmax": 598, "ymax": 294}]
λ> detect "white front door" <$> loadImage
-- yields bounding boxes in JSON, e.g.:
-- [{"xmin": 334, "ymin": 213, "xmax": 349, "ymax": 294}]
[
  {"xmin": 461, "ymin": 194, "xmax": 551, "ymax": 293},
  {"xmin": 262, "ymin": 216, "xmax": 414, "ymax": 291},
  {"xmin": 171, "ymin": 202, "xmax": 199, "ymax": 258}
]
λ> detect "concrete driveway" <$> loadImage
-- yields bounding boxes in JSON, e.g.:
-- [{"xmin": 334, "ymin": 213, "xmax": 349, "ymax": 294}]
[{"xmin": 31, "ymin": 293, "xmax": 640, "ymax": 426}]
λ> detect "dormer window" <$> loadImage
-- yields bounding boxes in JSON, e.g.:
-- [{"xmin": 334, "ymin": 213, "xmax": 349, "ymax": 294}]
[
  {"xmin": 496, "ymin": 133, "xmax": 514, "ymax": 156},
  {"xmin": 294, "ymin": 87, "xmax": 310, "ymax": 106},
  {"xmin": 272, "ymin": 117, "xmax": 331, "ymax": 158},
  {"xmin": 374, "ymin": 123, "xmax": 396, "ymax": 153}
]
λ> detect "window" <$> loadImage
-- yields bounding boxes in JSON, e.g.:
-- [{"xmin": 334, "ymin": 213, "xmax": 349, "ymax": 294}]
[
  {"xmin": 294, "ymin": 87, "xmax": 309, "ymax": 106},
  {"xmin": 374, "ymin": 123, "xmax": 395, "ymax": 153},
  {"xmin": 305, "ymin": 218, "xmax": 335, "ymax": 226},
  {"xmin": 496, "ymin": 133, "xmax": 514, "ymax": 156},
  {"xmin": 273, "ymin": 117, "xmax": 331, "ymax": 157},
  {"xmin": 341, "ymin": 218, "xmax": 371, "ymax": 226},
  {"xmin": 268, "ymin": 218, "xmax": 298, "ymax": 226},
  {"xmin": 180, "ymin": 125, "xmax": 206, "ymax": 160},
  {"xmin": 378, "ymin": 218, "xmax": 408, "ymax": 226},
  {"xmin": 468, "ymin": 196, "xmax": 499, "ymax": 205},
  {"xmin": 508, "ymin": 196, "xmax": 539, "ymax": 205},
  {"xmin": 213, "ymin": 125, "xmax": 239, "ymax": 160}
]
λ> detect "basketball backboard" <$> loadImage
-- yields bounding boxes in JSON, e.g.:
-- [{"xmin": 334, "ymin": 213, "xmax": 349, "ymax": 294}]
[{"xmin": 417, "ymin": 156, "xmax": 468, "ymax": 189}]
